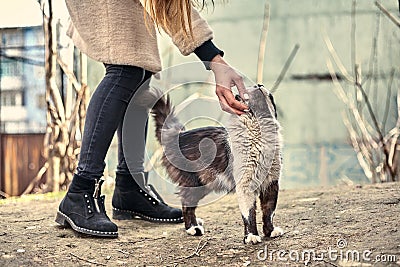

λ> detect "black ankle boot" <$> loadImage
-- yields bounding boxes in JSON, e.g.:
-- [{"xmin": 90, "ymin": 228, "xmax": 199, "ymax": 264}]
[
  {"xmin": 112, "ymin": 172, "xmax": 183, "ymax": 223},
  {"xmin": 55, "ymin": 175, "xmax": 118, "ymax": 237}
]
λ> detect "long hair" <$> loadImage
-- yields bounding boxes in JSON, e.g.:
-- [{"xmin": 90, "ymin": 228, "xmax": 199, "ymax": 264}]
[{"xmin": 143, "ymin": 0, "xmax": 212, "ymax": 38}]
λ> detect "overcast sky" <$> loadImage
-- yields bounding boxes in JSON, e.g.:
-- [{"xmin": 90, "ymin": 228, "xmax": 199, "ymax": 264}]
[{"xmin": 0, "ymin": 0, "xmax": 69, "ymax": 28}]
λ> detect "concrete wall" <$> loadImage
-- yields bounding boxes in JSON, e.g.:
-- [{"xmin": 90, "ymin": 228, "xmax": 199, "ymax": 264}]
[
  {"xmin": 79, "ymin": 1, "xmax": 399, "ymax": 189},
  {"xmin": 152, "ymin": 0, "xmax": 399, "ymax": 188}
]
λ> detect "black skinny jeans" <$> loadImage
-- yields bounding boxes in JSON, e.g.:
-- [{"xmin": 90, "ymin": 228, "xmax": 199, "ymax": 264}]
[{"xmin": 76, "ymin": 64, "xmax": 153, "ymax": 180}]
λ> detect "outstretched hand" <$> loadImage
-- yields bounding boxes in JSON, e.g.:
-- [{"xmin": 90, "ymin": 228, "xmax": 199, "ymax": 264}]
[{"xmin": 210, "ymin": 55, "xmax": 248, "ymax": 115}]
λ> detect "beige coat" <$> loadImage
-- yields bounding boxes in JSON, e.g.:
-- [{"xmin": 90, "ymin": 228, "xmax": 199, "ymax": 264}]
[{"xmin": 65, "ymin": 0, "xmax": 214, "ymax": 73}]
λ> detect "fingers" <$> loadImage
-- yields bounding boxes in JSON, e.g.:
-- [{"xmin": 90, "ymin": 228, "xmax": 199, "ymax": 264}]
[
  {"xmin": 223, "ymin": 89, "xmax": 248, "ymax": 111},
  {"xmin": 218, "ymin": 95, "xmax": 239, "ymax": 115},
  {"xmin": 216, "ymin": 86, "xmax": 247, "ymax": 115},
  {"xmin": 233, "ymin": 74, "xmax": 247, "ymax": 99},
  {"xmin": 210, "ymin": 55, "xmax": 249, "ymax": 115}
]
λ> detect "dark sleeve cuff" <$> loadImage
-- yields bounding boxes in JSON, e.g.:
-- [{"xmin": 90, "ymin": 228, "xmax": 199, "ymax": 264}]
[{"xmin": 194, "ymin": 39, "xmax": 224, "ymax": 70}]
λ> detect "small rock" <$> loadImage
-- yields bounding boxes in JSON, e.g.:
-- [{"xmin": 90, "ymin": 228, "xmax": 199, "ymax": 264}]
[
  {"xmin": 105, "ymin": 255, "xmax": 111, "ymax": 260},
  {"xmin": 2, "ymin": 254, "xmax": 14, "ymax": 259},
  {"xmin": 382, "ymin": 198, "xmax": 400, "ymax": 205},
  {"xmin": 243, "ymin": 261, "xmax": 251, "ymax": 266},
  {"xmin": 33, "ymin": 256, "xmax": 42, "ymax": 262},
  {"xmin": 57, "ymin": 233, "xmax": 68, "ymax": 238},
  {"xmin": 229, "ymin": 248, "xmax": 239, "ymax": 254}
]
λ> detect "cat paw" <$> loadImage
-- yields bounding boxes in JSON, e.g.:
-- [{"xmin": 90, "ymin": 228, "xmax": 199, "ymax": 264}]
[
  {"xmin": 185, "ymin": 218, "xmax": 205, "ymax": 236},
  {"xmin": 244, "ymin": 233, "xmax": 262, "ymax": 244},
  {"xmin": 270, "ymin": 227, "xmax": 284, "ymax": 238}
]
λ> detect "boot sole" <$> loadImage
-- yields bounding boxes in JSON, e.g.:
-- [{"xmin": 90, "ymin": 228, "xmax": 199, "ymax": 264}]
[
  {"xmin": 112, "ymin": 207, "xmax": 183, "ymax": 223},
  {"xmin": 55, "ymin": 211, "xmax": 118, "ymax": 238}
]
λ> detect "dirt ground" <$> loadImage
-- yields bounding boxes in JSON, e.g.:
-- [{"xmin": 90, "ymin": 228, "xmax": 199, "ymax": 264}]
[{"xmin": 0, "ymin": 182, "xmax": 399, "ymax": 267}]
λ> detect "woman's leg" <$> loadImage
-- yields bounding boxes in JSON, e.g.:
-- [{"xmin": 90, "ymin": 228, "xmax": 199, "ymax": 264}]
[
  {"xmin": 115, "ymin": 70, "xmax": 152, "ymax": 176},
  {"xmin": 57, "ymin": 64, "xmax": 149, "ymax": 237},
  {"xmin": 112, "ymin": 74, "xmax": 183, "ymax": 223},
  {"xmin": 76, "ymin": 64, "xmax": 147, "ymax": 180}
]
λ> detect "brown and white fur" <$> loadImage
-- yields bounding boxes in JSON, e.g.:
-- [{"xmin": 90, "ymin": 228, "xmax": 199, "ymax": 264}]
[{"xmin": 150, "ymin": 84, "xmax": 283, "ymax": 244}]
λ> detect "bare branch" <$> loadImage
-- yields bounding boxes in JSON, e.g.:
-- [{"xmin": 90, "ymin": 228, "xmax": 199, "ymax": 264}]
[
  {"xmin": 363, "ymin": 11, "xmax": 380, "ymax": 91},
  {"xmin": 323, "ymin": 30, "xmax": 354, "ymax": 83},
  {"xmin": 256, "ymin": 3, "xmax": 270, "ymax": 84},
  {"xmin": 21, "ymin": 162, "xmax": 49, "ymax": 195},
  {"xmin": 44, "ymin": 1, "xmax": 65, "ymax": 123},
  {"xmin": 375, "ymin": 1, "xmax": 400, "ymax": 28},
  {"xmin": 382, "ymin": 68, "xmax": 395, "ymax": 132},
  {"xmin": 68, "ymin": 84, "xmax": 87, "ymax": 128},
  {"xmin": 326, "ymin": 2, "xmax": 399, "ymax": 183},
  {"xmin": 355, "ymin": 81, "xmax": 384, "ymax": 143},
  {"xmin": 271, "ymin": 44, "xmax": 300, "ymax": 93},
  {"xmin": 57, "ymin": 57, "xmax": 82, "ymax": 93},
  {"xmin": 351, "ymin": 0, "xmax": 357, "ymax": 82},
  {"xmin": 69, "ymin": 253, "xmax": 106, "ymax": 266},
  {"xmin": 388, "ymin": 133, "xmax": 399, "ymax": 168},
  {"xmin": 343, "ymin": 114, "xmax": 375, "ymax": 181},
  {"xmin": 327, "ymin": 59, "xmax": 350, "ymax": 104},
  {"xmin": 173, "ymin": 239, "xmax": 209, "ymax": 262},
  {"xmin": 327, "ymin": 59, "xmax": 376, "ymax": 146}
]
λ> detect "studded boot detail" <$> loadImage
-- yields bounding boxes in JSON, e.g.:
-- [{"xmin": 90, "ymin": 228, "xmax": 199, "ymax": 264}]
[
  {"xmin": 112, "ymin": 172, "xmax": 183, "ymax": 223},
  {"xmin": 56, "ymin": 176, "xmax": 118, "ymax": 237}
]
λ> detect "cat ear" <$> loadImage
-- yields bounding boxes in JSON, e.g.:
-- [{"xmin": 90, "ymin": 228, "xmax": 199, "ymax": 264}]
[
  {"xmin": 268, "ymin": 93, "xmax": 278, "ymax": 119},
  {"xmin": 257, "ymin": 85, "xmax": 277, "ymax": 119}
]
